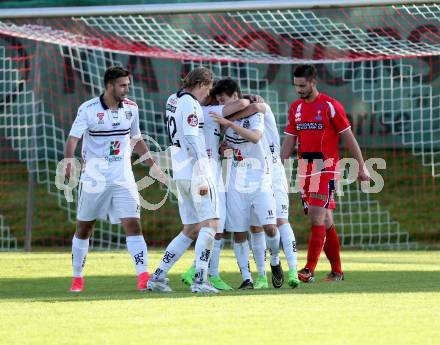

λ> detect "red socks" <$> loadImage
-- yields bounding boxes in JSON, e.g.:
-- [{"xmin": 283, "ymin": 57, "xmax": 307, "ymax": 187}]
[
  {"xmin": 305, "ymin": 225, "xmax": 326, "ymax": 273},
  {"xmin": 323, "ymin": 225, "xmax": 342, "ymax": 273}
]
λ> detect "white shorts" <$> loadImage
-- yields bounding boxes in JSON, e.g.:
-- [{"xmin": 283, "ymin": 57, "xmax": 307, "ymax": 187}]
[
  {"xmin": 77, "ymin": 182, "xmax": 140, "ymax": 224},
  {"xmin": 272, "ymin": 162, "xmax": 289, "ymax": 219},
  {"xmin": 176, "ymin": 179, "xmax": 219, "ymax": 225},
  {"xmin": 226, "ymin": 187, "xmax": 276, "ymax": 232}
]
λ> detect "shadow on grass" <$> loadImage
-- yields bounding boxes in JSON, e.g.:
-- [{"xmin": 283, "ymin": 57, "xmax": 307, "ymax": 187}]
[{"xmin": 1, "ymin": 270, "xmax": 439, "ymax": 303}]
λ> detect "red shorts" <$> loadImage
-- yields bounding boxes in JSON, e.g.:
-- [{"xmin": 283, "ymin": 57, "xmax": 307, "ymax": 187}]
[{"xmin": 299, "ymin": 173, "xmax": 337, "ymax": 212}]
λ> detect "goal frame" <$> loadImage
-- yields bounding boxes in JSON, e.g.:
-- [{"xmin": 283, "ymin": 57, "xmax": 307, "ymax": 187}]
[{"xmin": 0, "ymin": 0, "xmax": 437, "ymax": 18}]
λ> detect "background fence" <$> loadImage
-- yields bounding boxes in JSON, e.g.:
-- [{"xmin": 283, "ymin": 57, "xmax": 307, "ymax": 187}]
[{"xmin": 0, "ymin": 0, "xmax": 439, "ymax": 250}]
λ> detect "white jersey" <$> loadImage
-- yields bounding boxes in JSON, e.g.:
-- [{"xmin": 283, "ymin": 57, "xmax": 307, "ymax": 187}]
[
  {"xmin": 202, "ymin": 105, "xmax": 223, "ymax": 164},
  {"xmin": 202, "ymin": 104, "xmax": 224, "ymax": 183},
  {"xmin": 69, "ymin": 95, "xmax": 141, "ymax": 186},
  {"xmin": 262, "ymin": 103, "xmax": 281, "ymax": 164},
  {"xmin": 166, "ymin": 91, "xmax": 206, "ymax": 180},
  {"xmin": 224, "ymin": 113, "xmax": 271, "ymax": 188}
]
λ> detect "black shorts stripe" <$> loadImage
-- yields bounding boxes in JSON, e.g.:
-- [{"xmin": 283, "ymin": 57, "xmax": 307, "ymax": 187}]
[{"xmin": 323, "ymin": 179, "xmax": 335, "ymax": 209}]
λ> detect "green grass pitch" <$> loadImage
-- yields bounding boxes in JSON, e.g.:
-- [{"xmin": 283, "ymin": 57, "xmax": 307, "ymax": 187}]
[{"xmin": 1, "ymin": 249, "xmax": 439, "ymax": 345}]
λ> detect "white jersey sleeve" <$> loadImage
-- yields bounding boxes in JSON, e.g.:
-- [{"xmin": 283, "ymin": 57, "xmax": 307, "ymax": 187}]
[
  {"xmin": 130, "ymin": 106, "xmax": 142, "ymax": 139},
  {"xmin": 181, "ymin": 97, "xmax": 202, "ymax": 137},
  {"xmin": 250, "ymin": 112, "xmax": 265, "ymax": 133},
  {"xmin": 69, "ymin": 104, "xmax": 89, "ymax": 138}
]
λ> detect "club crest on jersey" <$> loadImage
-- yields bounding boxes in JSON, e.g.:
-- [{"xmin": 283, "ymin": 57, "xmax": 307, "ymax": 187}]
[
  {"xmin": 97, "ymin": 112, "xmax": 104, "ymax": 124},
  {"xmin": 125, "ymin": 111, "xmax": 132, "ymax": 120},
  {"xmin": 315, "ymin": 110, "xmax": 322, "ymax": 121},
  {"xmin": 187, "ymin": 114, "xmax": 198, "ymax": 127},
  {"xmin": 243, "ymin": 119, "xmax": 250, "ymax": 129}
]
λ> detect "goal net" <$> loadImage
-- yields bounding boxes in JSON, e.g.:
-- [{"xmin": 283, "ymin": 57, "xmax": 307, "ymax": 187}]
[{"xmin": 0, "ymin": 0, "xmax": 439, "ymax": 250}]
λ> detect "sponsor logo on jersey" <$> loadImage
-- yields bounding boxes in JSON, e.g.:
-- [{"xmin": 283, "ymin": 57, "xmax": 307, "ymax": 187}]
[
  {"xmin": 187, "ymin": 113, "xmax": 199, "ymax": 127},
  {"xmin": 125, "ymin": 111, "xmax": 132, "ymax": 120},
  {"xmin": 166, "ymin": 104, "xmax": 176, "ymax": 113},
  {"xmin": 243, "ymin": 119, "xmax": 250, "ymax": 129},
  {"xmin": 233, "ymin": 148, "xmax": 243, "ymax": 161},
  {"xmin": 112, "ymin": 122, "xmax": 120, "ymax": 127},
  {"xmin": 97, "ymin": 112, "xmax": 104, "ymax": 124},
  {"xmin": 110, "ymin": 140, "xmax": 121, "ymax": 155},
  {"xmin": 296, "ymin": 122, "xmax": 324, "ymax": 130}
]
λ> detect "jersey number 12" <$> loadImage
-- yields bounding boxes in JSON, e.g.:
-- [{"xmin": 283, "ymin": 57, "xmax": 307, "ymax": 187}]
[{"xmin": 167, "ymin": 115, "xmax": 180, "ymax": 147}]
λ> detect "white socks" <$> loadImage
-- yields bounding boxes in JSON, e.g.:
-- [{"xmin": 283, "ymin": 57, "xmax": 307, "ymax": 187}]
[
  {"xmin": 266, "ymin": 229, "xmax": 281, "ymax": 266},
  {"xmin": 251, "ymin": 232, "xmax": 267, "ymax": 276},
  {"xmin": 233, "ymin": 240, "xmax": 252, "ymax": 281},
  {"xmin": 208, "ymin": 238, "xmax": 223, "ymax": 277},
  {"xmin": 278, "ymin": 223, "xmax": 298, "ymax": 270},
  {"xmin": 194, "ymin": 227, "xmax": 215, "ymax": 283},
  {"xmin": 126, "ymin": 235, "xmax": 148, "ymax": 275},
  {"xmin": 72, "ymin": 235, "xmax": 89, "ymax": 278},
  {"xmin": 153, "ymin": 232, "xmax": 193, "ymax": 280}
]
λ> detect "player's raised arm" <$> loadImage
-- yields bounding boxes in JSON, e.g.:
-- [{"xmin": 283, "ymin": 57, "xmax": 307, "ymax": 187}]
[
  {"xmin": 210, "ymin": 111, "xmax": 262, "ymax": 144},
  {"xmin": 222, "ymin": 98, "xmax": 250, "ymax": 116},
  {"xmin": 226, "ymin": 102, "xmax": 267, "ymax": 122}
]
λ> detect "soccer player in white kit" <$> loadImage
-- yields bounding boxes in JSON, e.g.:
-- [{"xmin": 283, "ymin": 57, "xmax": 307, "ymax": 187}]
[
  {"xmin": 227, "ymin": 99, "xmax": 301, "ymax": 288},
  {"xmin": 180, "ymin": 92, "xmax": 261, "ymax": 290},
  {"xmin": 147, "ymin": 67, "xmax": 220, "ymax": 293},
  {"xmin": 210, "ymin": 79, "xmax": 280, "ymax": 290},
  {"xmin": 64, "ymin": 66, "xmax": 166, "ymax": 292}
]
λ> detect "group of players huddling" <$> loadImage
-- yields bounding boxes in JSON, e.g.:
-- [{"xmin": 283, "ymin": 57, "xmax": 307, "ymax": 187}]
[{"xmin": 65, "ymin": 65, "xmax": 370, "ymax": 293}]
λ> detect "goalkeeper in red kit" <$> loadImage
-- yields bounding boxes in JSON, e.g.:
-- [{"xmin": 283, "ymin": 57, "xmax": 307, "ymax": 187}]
[{"xmin": 281, "ymin": 64, "xmax": 370, "ymax": 282}]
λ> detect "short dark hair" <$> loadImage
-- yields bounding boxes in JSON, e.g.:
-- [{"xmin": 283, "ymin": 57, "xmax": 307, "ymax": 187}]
[
  {"xmin": 104, "ymin": 66, "xmax": 130, "ymax": 86},
  {"xmin": 210, "ymin": 78, "xmax": 242, "ymax": 98},
  {"xmin": 293, "ymin": 64, "xmax": 317, "ymax": 81}
]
